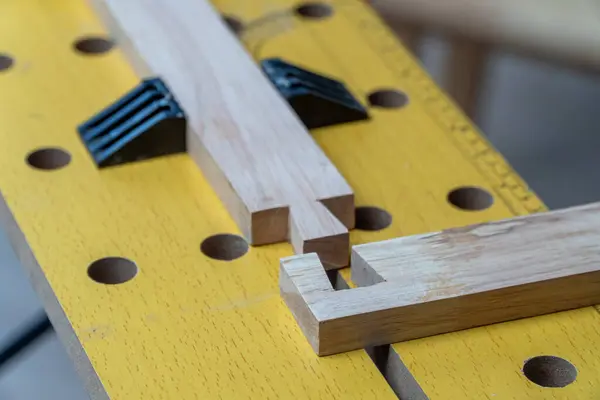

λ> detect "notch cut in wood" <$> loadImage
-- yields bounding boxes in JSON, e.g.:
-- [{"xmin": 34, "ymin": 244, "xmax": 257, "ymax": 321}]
[
  {"xmin": 281, "ymin": 202, "xmax": 600, "ymax": 355},
  {"xmin": 90, "ymin": 0, "xmax": 354, "ymax": 268}
]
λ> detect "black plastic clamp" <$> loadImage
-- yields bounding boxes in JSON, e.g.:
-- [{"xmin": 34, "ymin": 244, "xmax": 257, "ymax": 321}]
[
  {"xmin": 78, "ymin": 77, "xmax": 187, "ymax": 168},
  {"xmin": 261, "ymin": 58, "xmax": 369, "ymax": 130}
]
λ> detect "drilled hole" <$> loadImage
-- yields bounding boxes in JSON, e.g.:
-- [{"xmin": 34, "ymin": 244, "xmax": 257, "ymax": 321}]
[
  {"xmin": 223, "ymin": 15, "xmax": 245, "ymax": 35},
  {"xmin": 26, "ymin": 148, "xmax": 71, "ymax": 170},
  {"xmin": 0, "ymin": 54, "xmax": 14, "ymax": 71},
  {"xmin": 73, "ymin": 36, "xmax": 115, "ymax": 55},
  {"xmin": 295, "ymin": 2, "xmax": 334, "ymax": 19},
  {"xmin": 447, "ymin": 186, "xmax": 494, "ymax": 211},
  {"xmin": 88, "ymin": 257, "xmax": 138, "ymax": 285},
  {"xmin": 201, "ymin": 234, "xmax": 249, "ymax": 261},
  {"xmin": 368, "ymin": 89, "xmax": 409, "ymax": 109},
  {"xmin": 523, "ymin": 356, "xmax": 577, "ymax": 388},
  {"xmin": 355, "ymin": 206, "xmax": 392, "ymax": 231}
]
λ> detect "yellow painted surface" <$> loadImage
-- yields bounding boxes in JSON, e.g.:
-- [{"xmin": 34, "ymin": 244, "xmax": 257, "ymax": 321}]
[
  {"xmin": 394, "ymin": 308, "xmax": 600, "ymax": 400},
  {"xmin": 0, "ymin": 0, "xmax": 597, "ymax": 399}
]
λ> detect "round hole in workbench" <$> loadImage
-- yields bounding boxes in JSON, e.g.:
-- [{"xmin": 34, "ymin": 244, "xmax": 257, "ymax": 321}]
[
  {"xmin": 523, "ymin": 356, "xmax": 577, "ymax": 388},
  {"xmin": 447, "ymin": 186, "xmax": 493, "ymax": 211},
  {"xmin": 88, "ymin": 257, "xmax": 138, "ymax": 285},
  {"xmin": 201, "ymin": 234, "xmax": 249, "ymax": 261},
  {"xmin": 368, "ymin": 89, "xmax": 409, "ymax": 109},
  {"xmin": 295, "ymin": 2, "xmax": 334, "ymax": 19},
  {"xmin": 0, "ymin": 53, "xmax": 14, "ymax": 71},
  {"xmin": 222, "ymin": 15, "xmax": 245, "ymax": 35},
  {"xmin": 355, "ymin": 206, "xmax": 392, "ymax": 231},
  {"xmin": 26, "ymin": 148, "xmax": 71, "ymax": 170},
  {"xmin": 73, "ymin": 36, "xmax": 115, "ymax": 55}
]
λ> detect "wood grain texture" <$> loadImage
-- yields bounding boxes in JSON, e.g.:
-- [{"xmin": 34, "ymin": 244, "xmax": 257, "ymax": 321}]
[
  {"xmin": 282, "ymin": 202, "xmax": 600, "ymax": 355},
  {"xmin": 369, "ymin": 0, "xmax": 600, "ymax": 71},
  {"xmin": 90, "ymin": 0, "xmax": 354, "ymax": 268},
  {"xmin": 3, "ymin": 0, "xmax": 599, "ymax": 398}
]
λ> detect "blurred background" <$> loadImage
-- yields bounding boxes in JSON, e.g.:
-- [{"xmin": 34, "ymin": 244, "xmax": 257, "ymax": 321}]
[
  {"xmin": 2, "ymin": 1, "xmax": 600, "ymax": 398},
  {"xmin": 422, "ymin": 37, "xmax": 600, "ymax": 210}
]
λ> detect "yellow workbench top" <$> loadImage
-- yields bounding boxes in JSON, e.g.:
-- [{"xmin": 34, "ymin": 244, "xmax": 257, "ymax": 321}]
[{"xmin": 0, "ymin": 0, "xmax": 597, "ymax": 399}]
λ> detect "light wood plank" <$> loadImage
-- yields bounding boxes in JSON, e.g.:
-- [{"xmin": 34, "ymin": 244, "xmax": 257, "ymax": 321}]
[
  {"xmin": 281, "ymin": 202, "xmax": 600, "ymax": 355},
  {"xmin": 90, "ymin": 0, "xmax": 354, "ymax": 268}
]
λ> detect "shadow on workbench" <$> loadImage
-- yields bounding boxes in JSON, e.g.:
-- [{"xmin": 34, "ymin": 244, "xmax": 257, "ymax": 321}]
[{"xmin": 3, "ymin": 35, "xmax": 600, "ymax": 399}]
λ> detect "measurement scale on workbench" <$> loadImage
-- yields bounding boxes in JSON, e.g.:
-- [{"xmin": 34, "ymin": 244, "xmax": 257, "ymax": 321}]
[{"xmin": 1, "ymin": 0, "xmax": 597, "ymax": 399}]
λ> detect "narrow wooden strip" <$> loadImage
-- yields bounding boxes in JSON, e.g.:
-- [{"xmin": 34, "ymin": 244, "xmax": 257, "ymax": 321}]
[
  {"xmin": 281, "ymin": 202, "xmax": 600, "ymax": 355},
  {"xmin": 90, "ymin": 0, "xmax": 354, "ymax": 267}
]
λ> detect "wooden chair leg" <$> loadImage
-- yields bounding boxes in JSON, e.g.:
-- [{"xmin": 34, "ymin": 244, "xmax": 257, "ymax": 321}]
[
  {"xmin": 390, "ymin": 21, "xmax": 422, "ymax": 54},
  {"xmin": 369, "ymin": 1, "xmax": 422, "ymax": 53},
  {"xmin": 444, "ymin": 37, "xmax": 489, "ymax": 119}
]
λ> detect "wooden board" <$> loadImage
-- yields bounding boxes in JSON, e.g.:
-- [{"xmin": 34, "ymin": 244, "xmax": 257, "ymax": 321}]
[
  {"xmin": 90, "ymin": 0, "xmax": 355, "ymax": 268},
  {"xmin": 2, "ymin": 0, "xmax": 599, "ymax": 398},
  {"xmin": 281, "ymin": 202, "xmax": 600, "ymax": 355}
]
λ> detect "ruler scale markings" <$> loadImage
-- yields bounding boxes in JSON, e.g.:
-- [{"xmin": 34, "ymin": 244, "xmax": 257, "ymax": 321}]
[{"xmin": 338, "ymin": 3, "xmax": 544, "ymax": 214}]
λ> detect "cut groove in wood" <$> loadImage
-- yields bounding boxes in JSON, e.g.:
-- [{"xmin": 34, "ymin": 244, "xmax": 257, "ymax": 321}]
[
  {"xmin": 90, "ymin": 0, "xmax": 354, "ymax": 268},
  {"xmin": 384, "ymin": 346, "xmax": 429, "ymax": 400},
  {"xmin": 281, "ymin": 202, "xmax": 600, "ymax": 355}
]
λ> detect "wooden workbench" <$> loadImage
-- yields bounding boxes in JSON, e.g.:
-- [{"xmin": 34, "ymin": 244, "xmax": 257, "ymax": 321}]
[{"xmin": 0, "ymin": 0, "xmax": 598, "ymax": 398}]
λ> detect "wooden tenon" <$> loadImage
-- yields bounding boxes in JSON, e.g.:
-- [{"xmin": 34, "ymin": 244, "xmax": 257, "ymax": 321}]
[
  {"xmin": 91, "ymin": 0, "xmax": 355, "ymax": 268},
  {"xmin": 281, "ymin": 202, "xmax": 600, "ymax": 355}
]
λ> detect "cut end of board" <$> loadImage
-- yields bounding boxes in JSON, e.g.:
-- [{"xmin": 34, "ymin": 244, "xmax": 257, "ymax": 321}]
[
  {"xmin": 280, "ymin": 253, "xmax": 332, "ymax": 353},
  {"xmin": 300, "ymin": 232, "xmax": 349, "ymax": 270},
  {"xmin": 250, "ymin": 206, "xmax": 290, "ymax": 245},
  {"xmin": 244, "ymin": 201, "xmax": 351, "ymax": 269},
  {"xmin": 289, "ymin": 200, "xmax": 350, "ymax": 269},
  {"xmin": 320, "ymin": 194, "xmax": 355, "ymax": 230}
]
